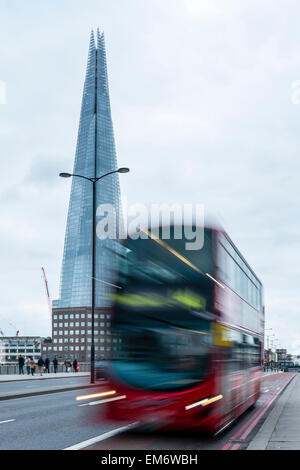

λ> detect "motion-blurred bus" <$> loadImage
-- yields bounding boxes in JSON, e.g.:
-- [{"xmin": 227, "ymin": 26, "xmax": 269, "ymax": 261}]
[{"xmin": 103, "ymin": 222, "xmax": 264, "ymax": 435}]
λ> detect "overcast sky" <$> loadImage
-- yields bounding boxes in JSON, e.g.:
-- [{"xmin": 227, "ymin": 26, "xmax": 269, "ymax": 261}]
[{"xmin": 0, "ymin": 0, "xmax": 300, "ymax": 352}]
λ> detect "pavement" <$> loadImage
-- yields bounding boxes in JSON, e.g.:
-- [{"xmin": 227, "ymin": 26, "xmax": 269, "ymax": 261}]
[
  {"xmin": 0, "ymin": 372, "xmax": 104, "ymax": 401},
  {"xmin": 248, "ymin": 373, "xmax": 300, "ymax": 450},
  {"xmin": 0, "ymin": 371, "xmax": 89, "ymax": 382}
]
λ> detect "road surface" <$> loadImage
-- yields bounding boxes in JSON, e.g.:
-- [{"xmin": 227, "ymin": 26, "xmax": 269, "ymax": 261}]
[{"xmin": 0, "ymin": 372, "xmax": 295, "ymax": 450}]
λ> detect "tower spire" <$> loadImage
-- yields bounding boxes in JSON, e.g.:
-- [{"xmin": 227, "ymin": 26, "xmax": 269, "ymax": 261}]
[
  {"xmin": 55, "ymin": 29, "xmax": 122, "ymax": 309},
  {"xmin": 89, "ymin": 29, "xmax": 96, "ymax": 52}
]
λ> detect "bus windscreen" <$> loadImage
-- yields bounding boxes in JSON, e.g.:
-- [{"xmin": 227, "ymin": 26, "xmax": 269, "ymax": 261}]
[{"xmin": 110, "ymin": 229, "xmax": 215, "ymax": 392}]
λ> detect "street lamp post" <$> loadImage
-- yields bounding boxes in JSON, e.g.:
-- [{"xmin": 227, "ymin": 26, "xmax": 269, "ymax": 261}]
[{"xmin": 59, "ymin": 167, "xmax": 129, "ymax": 383}]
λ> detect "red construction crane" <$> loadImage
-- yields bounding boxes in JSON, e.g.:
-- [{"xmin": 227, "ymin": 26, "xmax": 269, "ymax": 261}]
[{"xmin": 41, "ymin": 267, "xmax": 52, "ymax": 320}]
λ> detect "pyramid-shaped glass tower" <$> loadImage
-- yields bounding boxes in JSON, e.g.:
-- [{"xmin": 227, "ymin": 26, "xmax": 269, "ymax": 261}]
[{"xmin": 54, "ymin": 30, "xmax": 122, "ymax": 309}]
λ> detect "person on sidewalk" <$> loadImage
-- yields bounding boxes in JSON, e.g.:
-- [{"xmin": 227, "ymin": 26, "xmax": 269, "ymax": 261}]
[
  {"xmin": 73, "ymin": 359, "xmax": 78, "ymax": 373},
  {"xmin": 53, "ymin": 357, "xmax": 58, "ymax": 374},
  {"xmin": 37, "ymin": 356, "xmax": 44, "ymax": 376},
  {"xmin": 65, "ymin": 359, "xmax": 71, "ymax": 373},
  {"xmin": 29, "ymin": 357, "xmax": 35, "ymax": 376},
  {"xmin": 25, "ymin": 357, "xmax": 31, "ymax": 375},
  {"xmin": 44, "ymin": 357, "xmax": 50, "ymax": 373},
  {"xmin": 18, "ymin": 355, "xmax": 25, "ymax": 375}
]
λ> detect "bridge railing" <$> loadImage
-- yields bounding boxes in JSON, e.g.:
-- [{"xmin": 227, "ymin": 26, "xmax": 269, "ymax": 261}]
[{"xmin": 0, "ymin": 363, "xmax": 91, "ymax": 375}]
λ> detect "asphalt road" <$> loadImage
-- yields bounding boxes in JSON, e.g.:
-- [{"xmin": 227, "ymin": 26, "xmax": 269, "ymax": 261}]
[
  {"xmin": 0, "ymin": 372, "xmax": 295, "ymax": 450},
  {"xmin": 0, "ymin": 384, "xmax": 114, "ymax": 450}
]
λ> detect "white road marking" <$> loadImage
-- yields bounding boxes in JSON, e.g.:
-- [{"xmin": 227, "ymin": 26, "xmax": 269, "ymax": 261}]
[
  {"xmin": 63, "ymin": 422, "xmax": 139, "ymax": 450},
  {"xmin": 0, "ymin": 419, "xmax": 15, "ymax": 424}
]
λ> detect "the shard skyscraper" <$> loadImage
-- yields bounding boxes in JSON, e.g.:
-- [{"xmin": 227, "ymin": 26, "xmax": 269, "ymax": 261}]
[{"xmin": 50, "ymin": 30, "xmax": 122, "ymax": 362}]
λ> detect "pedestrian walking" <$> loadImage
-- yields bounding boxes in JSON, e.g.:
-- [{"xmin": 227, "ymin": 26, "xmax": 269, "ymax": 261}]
[
  {"xmin": 73, "ymin": 359, "xmax": 78, "ymax": 373},
  {"xmin": 65, "ymin": 359, "xmax": 71, "ymax": 373},
  {"xmin": 26, "ymin": 357, "xmax": 30, "ymax": 375},
  {"xmin": 18, "ymin": 355, "xmax": 25, "ymax": 375},
  {"xmin": 53, "ymin": 357, "xmax": 58, "ymax": 374},
  {"xmin": 44, "ymin": 357, "xmax": 50, "ymax": 373},
  {"xmin": 29, "ymin": 357, "xmax": 35, "ymax": 376},
  {"xmin": 37, "ymin": 356, "xmax": 44, "ymax": 376}
]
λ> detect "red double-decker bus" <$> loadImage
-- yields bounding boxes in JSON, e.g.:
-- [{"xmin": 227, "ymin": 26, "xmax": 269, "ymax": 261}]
[{"xmin": 103, "ymin": 222, "xmax": 264, "ymax": 435}]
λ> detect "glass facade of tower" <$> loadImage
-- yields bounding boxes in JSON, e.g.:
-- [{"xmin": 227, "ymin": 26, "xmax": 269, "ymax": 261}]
[{"xmin": 54, "ymin": 30, "xmax": 122, "ymax": 309}]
